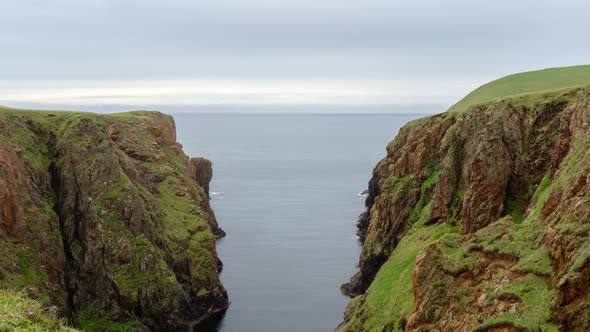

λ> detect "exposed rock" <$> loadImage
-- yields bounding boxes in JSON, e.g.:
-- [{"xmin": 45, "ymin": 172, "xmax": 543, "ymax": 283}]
[
  {"xmin": 342, "ymin": 113, "xmax": 455, "ymax": 296},
  {"xmin": 340, "ymin": 87, "xmax": 590, "ymax": 330},
  {"xmin": 191, "ymin": 157, "xmax": 213, "ymax": 198},
  {"xmin": 0, "ymin": 110, "xmax": 228, "ymax": 331},
  {"xmin": 0, "ymin": 119, "xmax": 66, "ymax": 310}
]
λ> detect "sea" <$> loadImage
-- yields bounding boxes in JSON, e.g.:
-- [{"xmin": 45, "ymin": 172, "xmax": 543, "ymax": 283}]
[{"xmin": 173, "ymin": 113, "xmax": 426, "ymax": 332}]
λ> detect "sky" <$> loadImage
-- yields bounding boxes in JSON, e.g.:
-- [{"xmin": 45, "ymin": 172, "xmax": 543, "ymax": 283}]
[{"xmin": 1, "ymin": 0, "xmax": 589, "ymax": 113}]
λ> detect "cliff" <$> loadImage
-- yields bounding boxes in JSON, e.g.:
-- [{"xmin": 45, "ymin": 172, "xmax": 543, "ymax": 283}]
[
  {"xmin": 0, "ymin": 109, "xmax": 228, "ymax": 331},
  {"xmin": 340, "ymin": 65, "xmax": 590, "ymax": 331}
]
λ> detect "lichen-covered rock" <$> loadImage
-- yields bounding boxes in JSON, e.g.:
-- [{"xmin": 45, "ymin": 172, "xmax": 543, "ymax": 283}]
[{"xmin": 0, "ymin": 109, "xmax": 228, "ymax": 331}]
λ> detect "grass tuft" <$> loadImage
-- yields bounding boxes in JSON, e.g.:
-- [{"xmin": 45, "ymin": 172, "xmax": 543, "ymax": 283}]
[{"xmin": 0, "ymin": 289, "xmax": 78, "ymax": 331}]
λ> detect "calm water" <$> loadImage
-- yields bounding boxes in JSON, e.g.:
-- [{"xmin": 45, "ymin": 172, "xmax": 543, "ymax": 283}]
[{"xmin": 174, "ymin": 114, "xmax": 424, "ymax": 332}]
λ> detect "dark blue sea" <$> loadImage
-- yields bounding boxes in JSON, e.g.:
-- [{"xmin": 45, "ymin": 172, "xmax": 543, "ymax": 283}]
[{"xmin": 174, "ymin": 114, "xmax": 424, "ymax": 332}]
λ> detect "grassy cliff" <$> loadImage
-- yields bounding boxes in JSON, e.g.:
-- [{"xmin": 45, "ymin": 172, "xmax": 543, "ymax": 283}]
[
  {"xmin": 449, "ymin": 65, "xmax": 590, "ymax": 113},
  {"xmin": 0, "ymin": 109, "xmax": 228, "ymax": 330},
  {"xmin": 341, "ymin": 65, "xmax": 590, "ymax": 331}
]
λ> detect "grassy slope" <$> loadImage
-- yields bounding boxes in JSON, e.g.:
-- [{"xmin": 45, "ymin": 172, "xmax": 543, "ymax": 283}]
[
  {"xmin": 0, "ymin": 290, "xmax": 79, "ymax": 332},
  {"xmin": 449, "ymin": 65, "xmax": 590, "ymax": 113},
  {"xmin": 344, "ymin": 219, "xmax": 458, "ymax": 331}
]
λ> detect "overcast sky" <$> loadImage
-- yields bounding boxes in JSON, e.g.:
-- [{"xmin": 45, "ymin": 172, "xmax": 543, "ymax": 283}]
[{"xmin": 1, "ymin": 0, "xmax": 589, "ymax": 113}]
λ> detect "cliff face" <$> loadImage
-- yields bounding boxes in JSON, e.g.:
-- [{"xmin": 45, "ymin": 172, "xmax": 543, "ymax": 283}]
[
  {"xmin": 0, "ymin": 109, "xmax": 228, "ymax": 331},
  {"xmin": 341, "ymin": 85, "xmax": 590, "ymax": 330}
]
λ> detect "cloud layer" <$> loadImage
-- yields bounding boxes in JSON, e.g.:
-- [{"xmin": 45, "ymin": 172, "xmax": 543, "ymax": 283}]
[{"xmin": 1, "ymin": 0, "xmax": 589, "ymax": 111}]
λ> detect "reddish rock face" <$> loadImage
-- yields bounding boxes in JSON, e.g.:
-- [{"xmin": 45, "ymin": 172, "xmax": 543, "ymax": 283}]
[
  {"xmin": 342, "ymin": 113, "xmax": 456, "ymax": 296},
  {"xmin": 538, "ymin": 95, "xmax": 590, "ymax": 329},
  {"xmin": 0, "ymin": 121, "xmax": 66, "ymax": 309},
  {"xmin": 191, "ymin": 157, "xmax": 213, "ymax": 198},
  {"xmin": 342, "ymin": 88, "xmax": 590, "ymax": 330},
  {"xmin": 0, "ymin": 146, "xmax": 26, "ymax": 238},
  {"xmin": 347, "ymin": 98, "xmax": 569, "ymax": 295}
]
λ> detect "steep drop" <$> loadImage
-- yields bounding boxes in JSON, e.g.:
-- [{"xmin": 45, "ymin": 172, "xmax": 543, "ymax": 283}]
[
  {"xmin": 0, "ymin": 109, "xmax": 228, "ymax": 330},
  {"xmin": 341, "ymin": 66, "xmax": 590, "ymax": 331}
]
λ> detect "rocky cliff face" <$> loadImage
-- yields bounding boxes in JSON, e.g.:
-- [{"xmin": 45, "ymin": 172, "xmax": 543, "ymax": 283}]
[
  {"xmin": 0, "ymin": 109, "xmax": 228, "ymax": 331},
  {"xmin": 340, "ymin": 86, "xmax": 590, "ymax": 331}
]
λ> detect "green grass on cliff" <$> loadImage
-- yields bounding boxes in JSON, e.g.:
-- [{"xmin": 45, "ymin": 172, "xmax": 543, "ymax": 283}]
[
  {"xmin": 449, "ymin": 65, "xmax": 590, "ymax": 113},
  {"xmin": 473, "ymin": 274, "xmax": 557, "ymax": 331},
  {"xmin": 75, "ymin": 302, "xmax": 142, "ymax": 332},
  {"xmin": 0, "ymin": 108, "xmax": 223, "ymax": 330},
  {"xmin": 343, "ymin": 206, "xmax": 459, "ymax": 332},
  {"xmin": 0, "ymin": 289, "xmax": 78, "ymax": 331},
  {"xmin": 156, "ymin": 177, "xmax": 216, "ymax": 279}
]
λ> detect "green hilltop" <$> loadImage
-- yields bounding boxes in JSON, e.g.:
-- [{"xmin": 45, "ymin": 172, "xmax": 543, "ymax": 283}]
[{"xmin": 449, "ymin": 64, "xmax": 590, "ymax": 113}]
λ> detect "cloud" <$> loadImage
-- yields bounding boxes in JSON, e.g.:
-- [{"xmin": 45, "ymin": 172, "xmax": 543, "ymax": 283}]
[
  {"xmin": 0, "ymin": 78, "xmax": 479, "ymax": 111},
  {"xmin": 1, "ymin": 0, "xmax": 589, "ymax": 110}
]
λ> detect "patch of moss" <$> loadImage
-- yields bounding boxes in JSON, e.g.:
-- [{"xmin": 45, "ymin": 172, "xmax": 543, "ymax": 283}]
[
  {"xmin": 512, "ymin": 245, "xmax": 553, "ymax": 277},
  {"xmin": 454, "ymin": 286, "xmax": 473, "ymax": 307},
  {"xmin": 448, "ymin": 188, "xmax": 465, "ymax": 225},
  {"xmin": 474, "ymin": 218, "xmax": 542, "ymax": 259},
  {"xmin": 385, "ymin": 174, "xmax": 415, "ymax": 194},
  {"xmin": 142, "ymin": 161, "xmax": 174, "ymax": 174},
  {"xmin": 438, "ymin": 234, "xmax": 477, "ymax": 276},
  {"xmin": 472, "ymin": 274, "xmax": 558, "ymax": 331},
  {"xmin": 504, "ymin": 196, "xmax": 524, "ymax": 224},
  {"xmin": 409, "ymin": 164, "xmax": 438, "ymax": 225},
  {"xmin": 0, "ymin": 243, "xmax": 51, "ymax": 302},
  {"xmin": 3, "ymin": 114, "xmax": 51, "ymax": 173},
  {"xmin": 156, "ymin": 176, "xmax": 216, "ymax": 283},
  {"xmin": 526, "ymin": 172, "xmax": 554, "ymax": 222},
  {"xmin": 565, "ymin": 291, "xmax": 590, "ymax": 328},
  {"xmin": 156, "ymin": 177, "xmax": 211, "ymax": 242},
  {"xmin": 113, "ymin": 237, "xmax": 167, "ymax": 295},
  {"xmin": 75, "ymin": 302, "xmax": 143, "ymax": 332},
  {"xmin": 566, "ymin": 241, "xmax": 590, "ymax": 278}
]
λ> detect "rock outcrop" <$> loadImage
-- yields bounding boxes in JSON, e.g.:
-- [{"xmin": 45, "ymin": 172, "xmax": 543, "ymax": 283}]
[
  {"xmin": 340, "ymin": 83, "xmax": 590, "ymax": 330},
  {"xmin": 0, "ymin": 109, "xmax": 228, "ymax": 331},
  {"xmin": 191, "ymin": 157, "xmax": 213, "ymax": 198}
]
